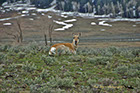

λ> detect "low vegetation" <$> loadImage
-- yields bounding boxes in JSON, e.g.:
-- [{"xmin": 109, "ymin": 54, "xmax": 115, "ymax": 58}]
[{"xmin": 0, "ymin": 43, "xmax": 139, "ymax": 93}]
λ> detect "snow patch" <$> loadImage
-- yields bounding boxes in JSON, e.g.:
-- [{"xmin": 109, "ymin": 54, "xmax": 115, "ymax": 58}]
[
  {"xmin": 54, "ymin": 24, "xmax": 73, "ymax": 31},
  {"xmin": 48, "ymin": 15, "xmax": 52, "ymax": 18},
  {"xmin": 36, "ymin": 5, "xmax": 56, "ymax": 12},
  {"xmin": 53, "ymin": 20, "xmax": 67, "ymax": 25},
  {"xmin": 31, "ymin": 13, "xmax": 36, "ymax": 15},
  {"xmin": 64, "ymin": 19, "xmax": 77, "ymax": 22},
  {"xmin": 1, "ymin": 10, "xmax": 6, "ymax": 13},
  {"xmin": 50, "ymin": 0, "xmax": 56, "ymax": 6},
  {"xmin": 61, "ymin": 14, "xmax": 68, "ymax": 18},
  {"xmin": 99, "ymin": 21, "xmax": 112, "ymax": 27},
  {"xmin": 3, "ymin": 23, "xmax": 12, "ymax": 26},
  {"xmin": 53, "ymin": 20, "xmax": 74, "ymax": 31},
  {"xmin": 0, "ymin": 16, "xmax": 21, "ymax": 21},
  {"xmin": 91, "ymin": 22, "xmax": 96, "ymax": 25},
  {"xmin": 29, "ymin": 18, "xmax": 34, "ymax": 20},
  {"xmin": 21, "ymin": 14, "xmax": 26, "ymax": 16},
  {"xmin": 63, "ymin": 24, "xmax": 73, "ymax": 29},
  {"xmin": 41, "ymin": 13, "xmax": 45, "ymax": 15},
  {"xmin": 100, "ymin": 29, "xmax": 105, "ymax": 31},
  {"xmin": 98, "ymin": 18, "xmax": 140, "ymax": 22},
  {"xmin": 2, "ymin": 2, "xmax": 8, "ymax": 6},
  {"xmin": 26, "ymin": 7, "xmax": 36, "ymax": 11},
  {"xmin": 22, "ymin": 11, "xmax": 29, "ymax": 14},
  {"xmin": 15, "ymin": 7, "xmax": 24, "ymax": 11}
]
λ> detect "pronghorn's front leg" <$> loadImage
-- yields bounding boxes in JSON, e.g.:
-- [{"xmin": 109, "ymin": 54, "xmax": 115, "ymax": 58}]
[{"xmin": 72, "ymin": 50, "xmax": 76, "ymax": 54}]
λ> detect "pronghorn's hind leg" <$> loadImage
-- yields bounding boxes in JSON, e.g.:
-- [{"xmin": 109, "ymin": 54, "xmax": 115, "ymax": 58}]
[
  {"xmin": 56, "ymin": 45, "xmax": 67, "ymax": 56},
  {"xmin": 49, "ymin": 47, "xmax": 56, "ymax": 56}
]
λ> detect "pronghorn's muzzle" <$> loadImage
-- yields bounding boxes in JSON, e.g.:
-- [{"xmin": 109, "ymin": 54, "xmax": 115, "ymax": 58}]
[{"xmin": 75, "ymin": 41, "xmax": 77, "ymax": 45}]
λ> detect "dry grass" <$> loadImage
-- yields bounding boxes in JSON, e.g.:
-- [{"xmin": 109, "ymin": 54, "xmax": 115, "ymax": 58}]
[
  {"xmin": 0, "ymin": 12, "xmax": 140, "ymax": 48},
  {"xmin": 79, "ymin": 42, "xmax": 140, "ymax": 48}
]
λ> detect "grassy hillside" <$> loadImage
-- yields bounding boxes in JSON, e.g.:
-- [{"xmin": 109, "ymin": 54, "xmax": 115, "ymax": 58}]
[{"xmin": 0, "ymin": 43, "xmax": 140, "ymax": 93}]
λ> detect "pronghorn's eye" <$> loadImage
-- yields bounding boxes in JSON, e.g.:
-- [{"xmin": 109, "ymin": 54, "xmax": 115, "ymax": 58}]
[
  {"xmin": 73, "ymin": 37, "xmax": 75, "ymax": 39},
  {"xmin": 77, "ymin": 37, "xmax": 79, "ymax": 39}
]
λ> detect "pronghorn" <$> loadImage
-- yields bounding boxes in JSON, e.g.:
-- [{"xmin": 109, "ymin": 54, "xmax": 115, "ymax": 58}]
[{"xmin": 49, "ymin": 33, "xmax": 81, "ymax": 55}]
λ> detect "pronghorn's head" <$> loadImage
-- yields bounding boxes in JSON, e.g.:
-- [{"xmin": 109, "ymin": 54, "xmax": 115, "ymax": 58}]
[{"xmin": 72, "ymin": 33, "xmax": 81, "ymax": 46}]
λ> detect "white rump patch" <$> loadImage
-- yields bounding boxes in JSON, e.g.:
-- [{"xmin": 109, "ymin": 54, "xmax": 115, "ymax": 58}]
[{"xmin": 49, "ymin": 47, "xmax": 56, "ymax": 55}]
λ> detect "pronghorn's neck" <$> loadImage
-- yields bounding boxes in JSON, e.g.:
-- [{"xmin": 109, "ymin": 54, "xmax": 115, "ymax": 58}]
[
  {"xmin": 72, "ymin": 34, "xmax": 80, "ymax": 50},
  {"xmin": 72, "ymin": 40, "xmax": 77, "ymax": 49}
]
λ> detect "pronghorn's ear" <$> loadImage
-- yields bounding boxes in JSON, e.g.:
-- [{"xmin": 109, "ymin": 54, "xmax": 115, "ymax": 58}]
[{"xmin": 78, "ymin": 33, "xmax": 81, "ymax": 36}]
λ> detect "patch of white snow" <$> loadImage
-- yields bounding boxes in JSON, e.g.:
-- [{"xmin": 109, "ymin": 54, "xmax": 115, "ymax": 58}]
[
  {"xmin": 100, "ymin": 29, "xmax": 105, "ymax": 31},
  {"xmin": 64, "ymin": 19, "xmax": 77, "ymax": 22},
  {"xmin": 29, "ymin": 18, "xmax": 34, "ymax": 20},
  {"xmin": 53, "ymin": 20, "xmax": 67, "ymax": 25},
  {"xmin": 91, "ymin": 22, "xmax": 96, "ymax": 25},
  {"xmin": 98, "ymin": 18, "xmax": 140, "ymax": 22},
  {"xmin": 41, "ymin": 13, "xmax": 45, "ymax": 15},
  {"xmin": 22, "ymin": 11, "xmax": 29, "ymax": 14},
  {"xmin": 61, "ymin": 14, "xmax": 68, "ymax": 18},
  {"xmin": 99, "ymin": 21, "xmax": 112, "ymax": 27},
  {"xmin": 48, "ymin": 15, "xmax": 52, "ymax": 18},
  {"xmin": 31, "ymin": 13, "xmax": 36, "ymax": 15},
  {"xmin": 54, "ymin": 20, "xmax": 74, "ymax": 31},
  {"xmin": 3, "ymin": 23, "xmax": 12, "ymax": 26}
]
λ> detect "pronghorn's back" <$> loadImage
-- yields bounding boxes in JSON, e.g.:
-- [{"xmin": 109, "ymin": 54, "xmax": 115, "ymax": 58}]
[
  {"xmin": 51, "ymin": 43, "xmax": 75, "ymax": 50},
  {"xmin": 49, "ymin": 33, "xmax": 81, "ymax": 55}
]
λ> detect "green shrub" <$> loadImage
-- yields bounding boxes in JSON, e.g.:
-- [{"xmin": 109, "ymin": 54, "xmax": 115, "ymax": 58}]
[
  {"xmin": 120, "ymin": 50, "xmax": 135, "ymax": 58},
  {"xmin": 40, "ymin": 69, "xmax": 50, "ymax": 79},
  {"xmin": 68, "ymin": 55, "xmax": 82, "ymax": 62},
  {"xmin": 0, "ymin": 67, "xmax": 4, "ymax": 76},
  {"xmin": 114, "ymin": 64, "xmax": 140, "ymax": 77},
  {"xmin": 0, "ymin": 52, "xmax": 5, "ymax": 61},
  {"xmin": 130, "ymin": 64, "xmax": 140, "ymax": 70},
  {"xmin": 18, "ymin": 52, "xmax": 26, "ymax": 59},
  {"xmin": 87, "ymin": 78, "xmax": 97, "ymax": 87},
  {"xmin": 48, "ymin": 76, "xmax": 75, "ymax": 88},
  {"xmin": 8, "ymin": 63, "xmax": 17, "ymax": 71},
  {"xmin": 8, "ymin": 46, "xmax": 20, "ymax": 53},
  {"xmin": 98, "ymin": 78, "xmax": 114, "ymax": 86},
  {"xmin": 77, "ymin": 47, "xmax": 121, "ymax": 56},
  {"xmin": 87, "ymin": 57, "xmax": 111, "ymax": 65},
  {"xmin": 0, "ymin": 45, "xmax": 11, "ymax": 52},
  {"xmin": 107, "ymin": 46, "xmax": 121, "ymax": 55},
  {"xmin": 38, "ymin": 46, "xmax": 50, "ymax": 53},
  {"xmin": 127, "ymin": 69, "xmax": 139, "ymax": 77},
  {"xmin": 27, "ymin": 42, "xmax": 39, "ymax": 50},
  {"xmin": 24, "ymin": 77, "xmax": 43, "ymax": 86},
  {"xmin": 79, "ymin": 86, "xmax": 101, "ymax": 93},
  {"xmin": 30, "ymin": 84, "xmax": 66, "ymax": 93},
  {"xmin": 39, "ymin": 87, "xmax": 66, "ymax": 93},
  {"xmin": 119, "ymin": 78, "xmax": 140, "ymax": 90},
  {"xmin": 132, "ymin": 49, "xmax": 140, "ymax": 57},
  {"xmin": 22, "ymin": 62, "xmax": 37, "ymax": 72},
  {"xmin": 114, "ymin": 65, "xmax": 129, "ymax": 75},
  {"xmin": 77, "ymin": 48, "xmax": 92, "ymax": 55},
  {"xmin": 41, "ymin": 55, "xmax": 57, "ymax": 65}
]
